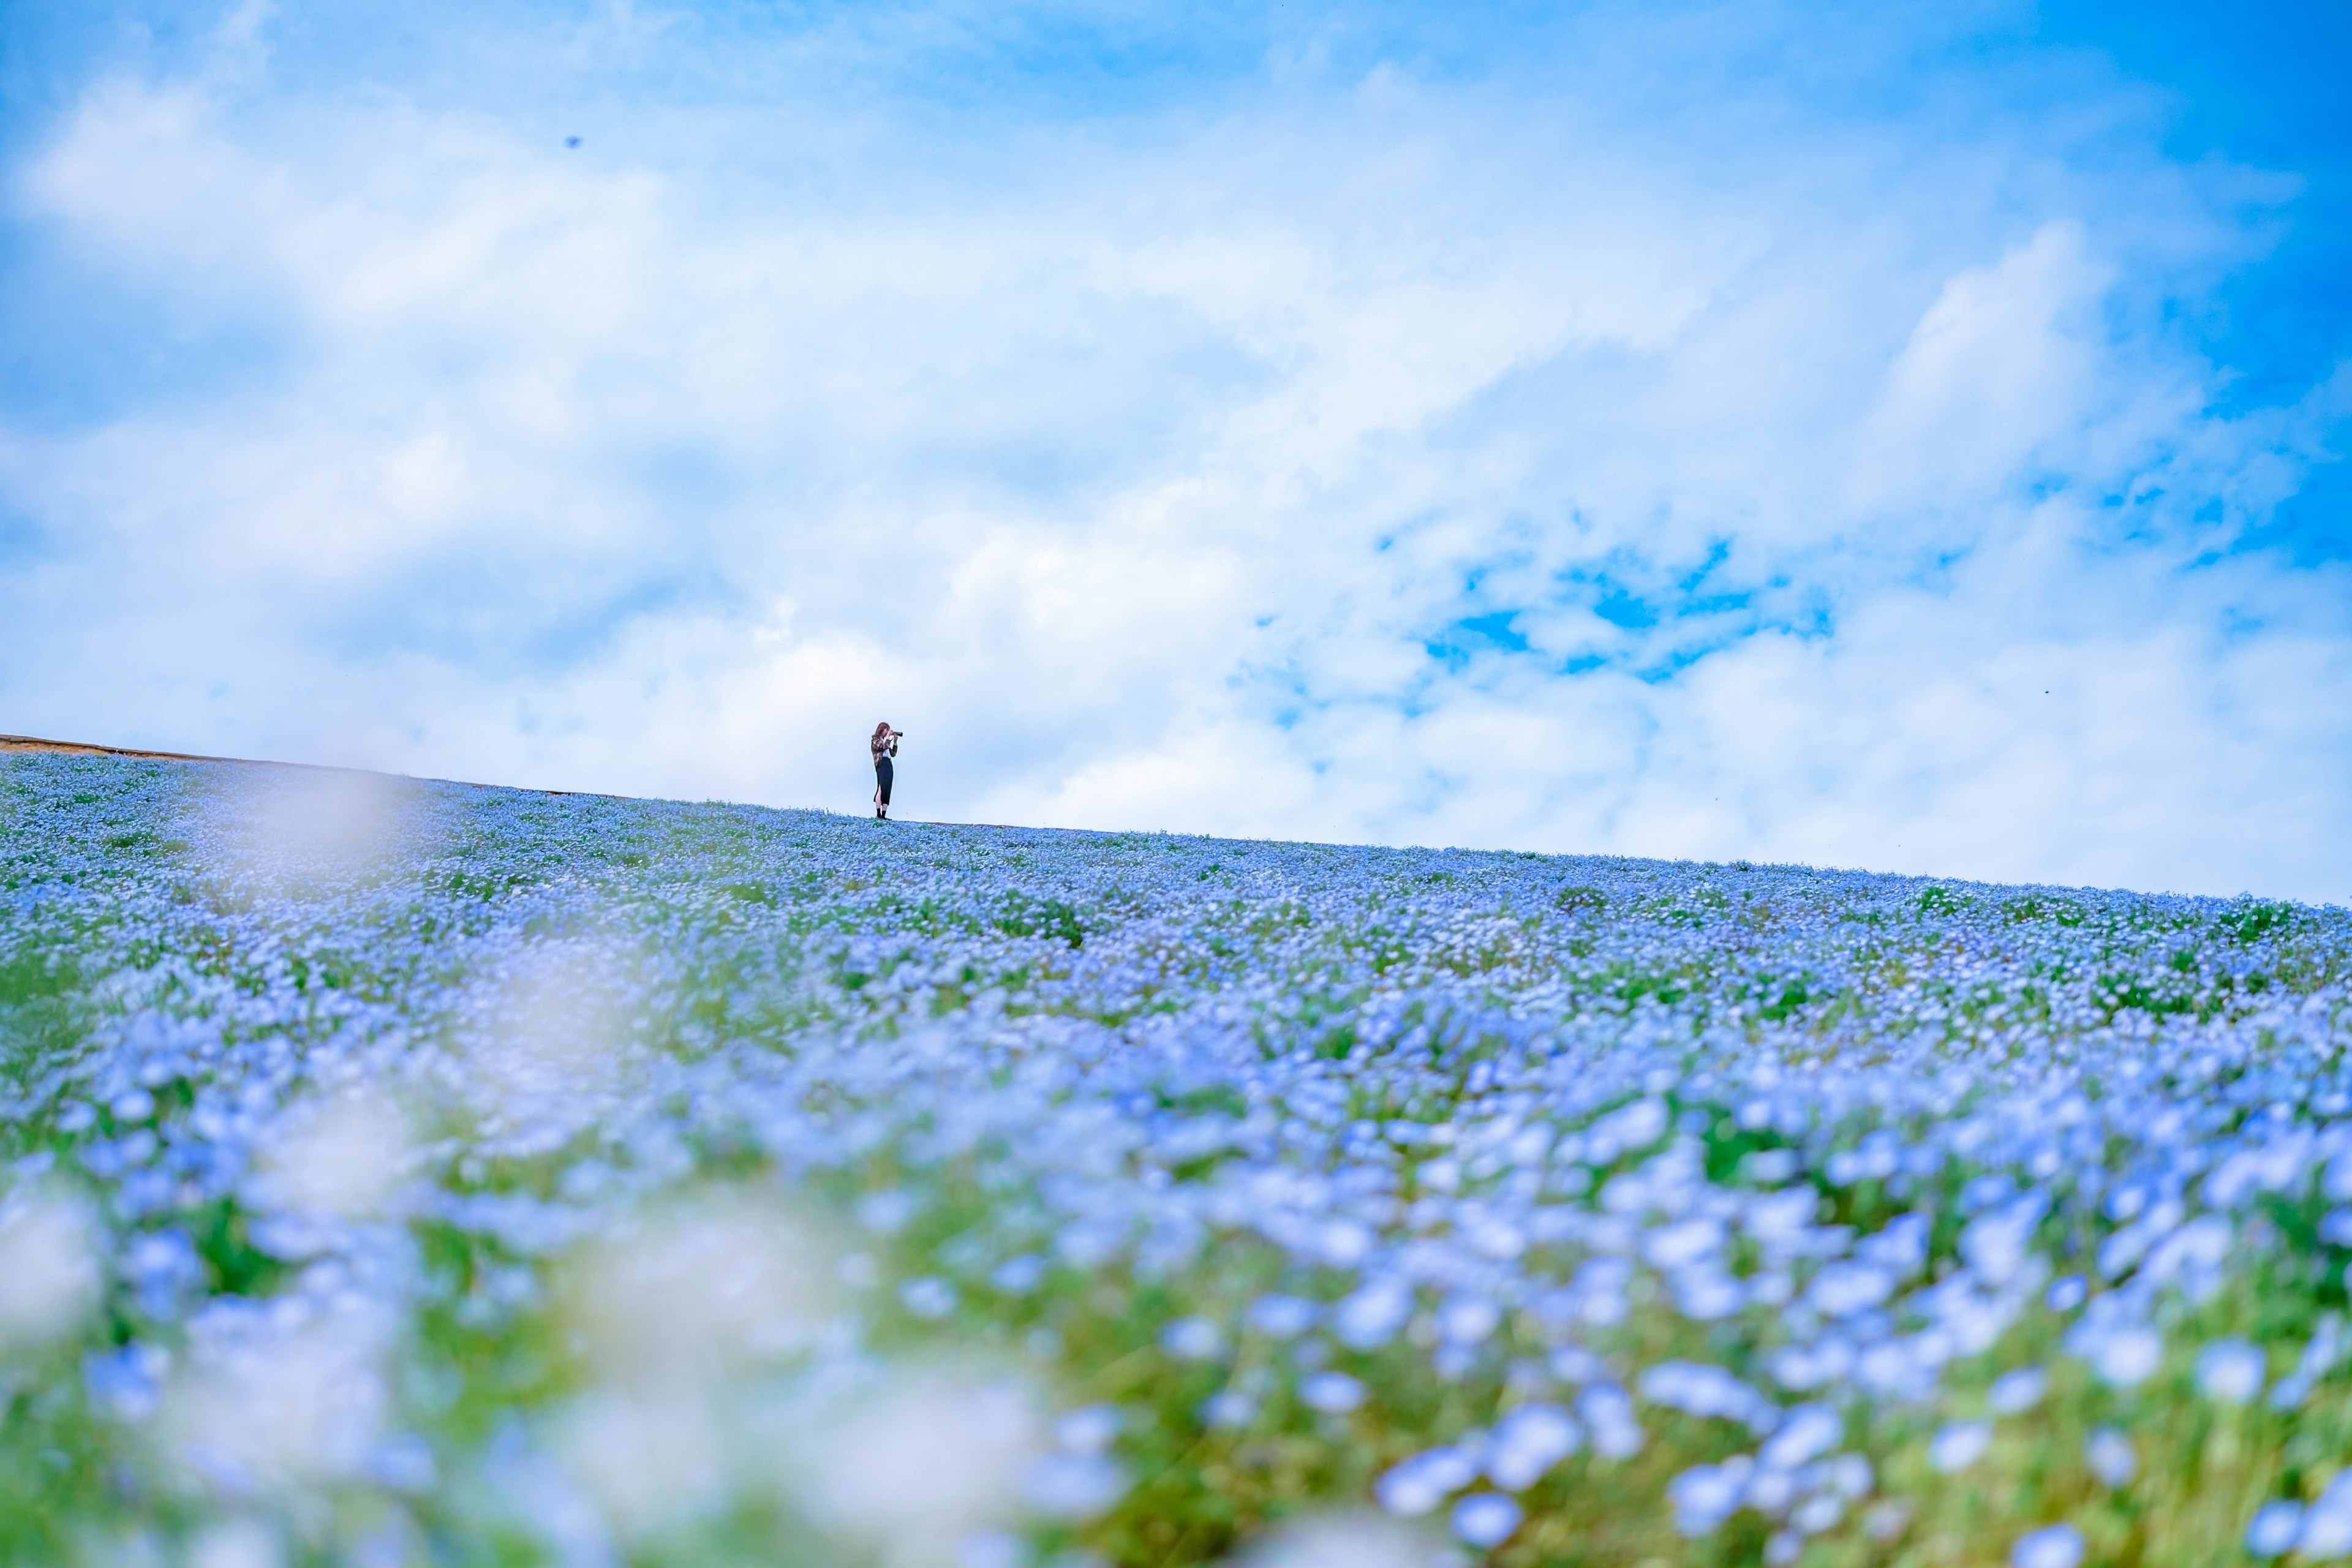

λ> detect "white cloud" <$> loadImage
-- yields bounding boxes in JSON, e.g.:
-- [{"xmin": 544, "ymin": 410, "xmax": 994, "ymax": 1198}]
[{"xmin": 1, "ymin": 5, "xmax": 2346, "ymax": 900}]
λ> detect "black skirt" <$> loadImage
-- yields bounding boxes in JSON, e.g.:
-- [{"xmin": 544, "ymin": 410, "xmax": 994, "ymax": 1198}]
[{"xmin": 874, "ymin": 756, "xmax": 894, "ymax": 804}]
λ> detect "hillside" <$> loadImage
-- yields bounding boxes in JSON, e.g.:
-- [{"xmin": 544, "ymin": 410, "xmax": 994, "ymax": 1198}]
[{"xmin": 3, "ymin": 752, "xmax": 2350, "ymax": 1568}]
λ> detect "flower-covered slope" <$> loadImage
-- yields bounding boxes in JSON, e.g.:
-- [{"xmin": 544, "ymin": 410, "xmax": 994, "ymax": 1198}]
[{"xmin": 2, "ymin": 753, "xmax": 2350, "ymax": 1568}]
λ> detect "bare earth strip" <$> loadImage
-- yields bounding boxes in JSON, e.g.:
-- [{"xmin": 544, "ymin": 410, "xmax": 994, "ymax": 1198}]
[{"xmin": 0, "ymin": 733, "xmax": 242, "ymax": 763}]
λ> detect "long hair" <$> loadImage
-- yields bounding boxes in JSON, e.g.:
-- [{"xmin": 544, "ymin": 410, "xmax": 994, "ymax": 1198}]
[{"xmin": 872, "ymin": 721, "xmax": 892, "ymax": 742}]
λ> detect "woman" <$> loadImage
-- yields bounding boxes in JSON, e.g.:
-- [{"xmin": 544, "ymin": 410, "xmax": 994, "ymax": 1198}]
[{"xmin": 870, "ymin": 722, "xmax": 900, "ymax": 820}]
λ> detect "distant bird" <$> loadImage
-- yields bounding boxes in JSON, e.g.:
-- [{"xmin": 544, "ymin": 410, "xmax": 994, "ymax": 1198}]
[{"xmin": 565, "ymin": 136, "xmax": 582, "ymax": 148}]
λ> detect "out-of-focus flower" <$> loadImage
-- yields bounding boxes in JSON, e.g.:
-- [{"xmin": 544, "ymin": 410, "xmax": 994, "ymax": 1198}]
[
  {"xmin": 160, "ymin": 1297, "xmax": 396, "ymax": 1496},
  {"xmin": 1931, "ymin": 1422, "xmax": 1992, "ymax": 1472},
  {"xmin": 0, "ymin": 1188, "xmax": 100, "ymax": 1351},
  {"xmin": 797, "ymin": 1369, "xmax": 1046, "ymax": 1565},
  {"xmin": 206, "ymin": 767, "xmax": 418, "ymax": 883},
  {"xmin": 1378, "ymin": 1447, "xmax": 1480, "ymax": 1517},
  {"xmin": 86, "ymin": 1343, "xmax": 168, "ymax": 1420},
  {"xmin": 1987, "ymin": 1368, "xmax": 2046, "ymax": 1415},
  {"xmin": 186, "ymin": 1517, "xmax": 284, "ymax": 1568},
  {"xmin": 1577, "ymin": 1383, "xmax": 1646, "ymax": 1460},
  {"xmin": 1668, "ymin": 1457, "xmax": 1753, "ymax": 1536},
  {"xmin": 1759, "ymin": 1404, "xmax": 1840, "ymax": 1470},
  {"xmin": 564, "ymin": 1189, "xmax": 831, "ymax": 1390},
  {"xmin": 2195, "ymin": 1339, "xmax": 2266, "ymax": 1404},
  {"xmin": 2296, "ymin": 1472, "xmax": 2352, "ymax": 1557},
  {"xmin": 1641, "ymin": 1361, "xmax": 1776, "ymax": 1431},
  {"xmin": 1485, "ymin": 1403, "xmax": 1583, "ymax": 1489},
  {"xmin": 1055, "ymin": 1405, "xmax": 1121, "ymax": 1454},
  {"xmin": 249, "ymin": 1089, "xmax": 414, "ymax": 1221},
  {"xmin": 2247, "ymin": 1501, "xmax": 2305, "ymax": 1557},
  {"xmin": 2077, "ymin": 1323, "xmax": 2163, "ymax": 1387},
  {"xmin": 555, "ymin": 1391, "xmax": 725, "ymax": 1538},
  {"xmin": 1452, "ymin": 1493, "xmax": 1522, "ymax": 1547},
  {"xmin": 1248, "ymin": 1294, "xmax": 1320, "ymax": 1338},
  {"xmin": 1332, "ymin": 1278, "xmax": 1413, "ymax": 1350},
  {"xmin": 1161, "ymin": 1317, "xmax": 1224, "ymax": 1360},
  {"xmin": 1022, "ymin": 1450, "xmax": 1127, "ymax": 1518},
  {"xmin": 1960, "ymin": 1195, "xmax": 2048, "ymax": 1286},
  {"xmin": 902, "ymin": 1276, "xmax": 959, "ymax": 1319},
  {"xmin": 2084, "ymin": 1427, "xmax": 2137, "ymax": 1488},
  {"xmin": 1299, "ymin": 1371, "xmax": 1366, "ymax": 1414},
  {"xmin": 1237, "ymin": 1511, "xmax": 1446, "ymax": 1568},
  {"xmin": 2011, "ymin": 1523, "xmax": 2084, "ymax": 1568},
  {"xmin": 1200, "ymin": 1390, "xmax": 1259, "ymax": 1428},
  {"xmin": 461, "ymin": 939, "xmax": 635, "ymax": 1139}
]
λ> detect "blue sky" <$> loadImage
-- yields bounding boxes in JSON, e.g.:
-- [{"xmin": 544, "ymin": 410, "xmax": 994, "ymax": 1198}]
[{"xmin": 1, "ymin": 0, "xmax": 2347, "ymax": 900}]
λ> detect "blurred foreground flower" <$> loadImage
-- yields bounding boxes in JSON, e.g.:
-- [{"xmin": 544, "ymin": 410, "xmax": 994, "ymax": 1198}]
[
  {"xmin": 247, "ymin": 1088, "xmax": 416, "ymax": 1224},
  {"xmin": 565, "ymin": 1188, "xmax": 835, "ymax": 1387},
  {"xmin": 1234, "ymin": 1510, "xmax": 1454, "ymax": 1568},
  {"xmin": 160, "ymin": 1292, "xmax": 399, "ymax": 1496},
  {"xmin": 795, "ymin": 1369, "xmax": 1052, "ymax": 1566},
  {"xmin": 202, "ymin": 766, "xmax": 419, "ymax": 883},
  {"xmin": 0, "ymin": 1186, "xmax": 99, "ymax": 1352}
]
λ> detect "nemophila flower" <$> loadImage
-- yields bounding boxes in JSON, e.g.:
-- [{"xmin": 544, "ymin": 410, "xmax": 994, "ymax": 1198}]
[
  {"xmin": 1376, "ymin": 1447, "xmax": 1480, "ymax": 1516},
  {"xmin": 1160, "ymin": 1317, "xmax": 1224, "ymax": 1360},
  {"xmin": 564, "ymin": 1191, "xmax": 833, "ymax": 1387},
  {"xmin": 183, "ymin": 1517, "xmax": 285, "ymax": 1568},
  {"xmin": 1246, "ymin": 1293, "xmax": 1320, "ymax": 1338},
  {"xmin": 2271, "ymin": 1315, "xmax": 2345, "ymax": 1411},
  {"xmin": 796, "ymin": 1370, "xmax": 1050, "ymax": 1557},
  {"xmin": 1959, "ymin": 1194, "xmax": 2049, "ymax": 1287},
  {"xmin": 556, "ymin": 1387, "xmax": 729, "ymax": 1537},
  {"xmin": 2012, "ymin": 1523, "xmax": 2085, "ymax": 1568},
  {"xmin": 902, "ymin": 1276, "xmax": 959, "ymax": 1319},
  {"xmin": 1575, "ymin": 1383, "xmax": 1647, "ymax": 1458},
  {"xmin": 1332, "ymin": 1277, "xmax": 1414, "ymax": 1349},
  {"xmin": 1639, "ymin": 1361, "xmax": 1778, "ymax": 1432},
  {"xmin": 1200, "ymin": 1390, "xmax": 1259, "ymax": 1428},
  {"xmin": 1484, "ymin": 1403, "xmax": 1583, "ymax": 1488},
  {"xmin": 1988, "ymin": 1366, "xmax": 2047, "ymax": 1415},
  {"xmin": 248, "ymin": 1086, "xmax": 419, "ymax": 1225},
  {"xmin": 2297, "ymin": 1473, "xmax": 2352, "ymax": 1557},
  {"xmin": 0, "ymin": 1188, "xmax": 100, "ymax": 1349},
  {"xmin": 1930, "ymin": 1422, "xmax": 1993, "ymax": 1473},
  {"xmin": 1436, "ymin": 1294, "xmax": 1501, "ymax": 1345},
  {"xmin": 2195, "ymin": 1338, "xmax": 2267, "ymax": 1404},
  {"xmin": 1451, "ymin": 1492, "xmax": 1523, "ymax": 1547},
  {"xmin": 1236, "ymin": 1512, "xmax": 1446, "ymax": 1568},
  {"xmin": 2084, "ymin": 1427, "xmax": 2138, "ymax": 1488},
  {"xmin": 86, "ymin": 1342, "xmax": 168, "ymax": 1421},
  {"xmin": 2069, "ymin": 1316, "xmax": 2164, "ymax": 1387},
  {"xmin": 1055, "ymin": 1404, "xmax": 1121, "ymax": 1455},
  {"xmin": 988, "ymin": 1254, "xmax": 1046, "ymax": 1294},
  {"xmin": 161, "ymin": 1291, "xmax": 400, "ymax": 1497},
  {"xmin": 1299, "ymin": 1371, "xmax": 1368, "ymax": 1414},
  {"xmin": 1022, "ymin": 1450, "xmax": 1128, "ymax": 1517},
  {"xmin": 1668, "ymin": 1457, "xmax": 1754, "ymax": 1536},
  {"xmin": 1758, "ymin": 1404, "xmax": 1841, "ymax": 1471},
  {"xmin": 9, "ymin": 756, "xmax": 2352, "ymax": 1565},
  {"xmin": 2247, "ymin": 1501, "xmax": 2305, "ymax": 1557}
]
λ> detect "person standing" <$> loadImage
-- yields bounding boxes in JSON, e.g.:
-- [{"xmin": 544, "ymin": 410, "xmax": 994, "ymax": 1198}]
[{"xmin": 870, "ymin": 722, "xmax": 900, "ymax": 820}]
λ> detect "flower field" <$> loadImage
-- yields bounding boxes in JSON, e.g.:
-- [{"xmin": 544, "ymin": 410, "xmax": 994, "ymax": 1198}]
[{"xmin": 4, "ymin": 754, "xmax": 2351, "ymax": 1568}]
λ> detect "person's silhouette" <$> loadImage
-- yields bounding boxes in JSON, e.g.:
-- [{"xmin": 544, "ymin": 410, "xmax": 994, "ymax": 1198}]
[{"xmin": 870, "ymin": 723, "xmax": 900, "ymax": 820}]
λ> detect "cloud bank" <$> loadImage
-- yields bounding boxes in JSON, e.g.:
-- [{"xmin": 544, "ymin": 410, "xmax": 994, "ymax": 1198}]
[{"xmin": 2, "ymin": 0, "xmax": 2347, "ymax": 899}]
